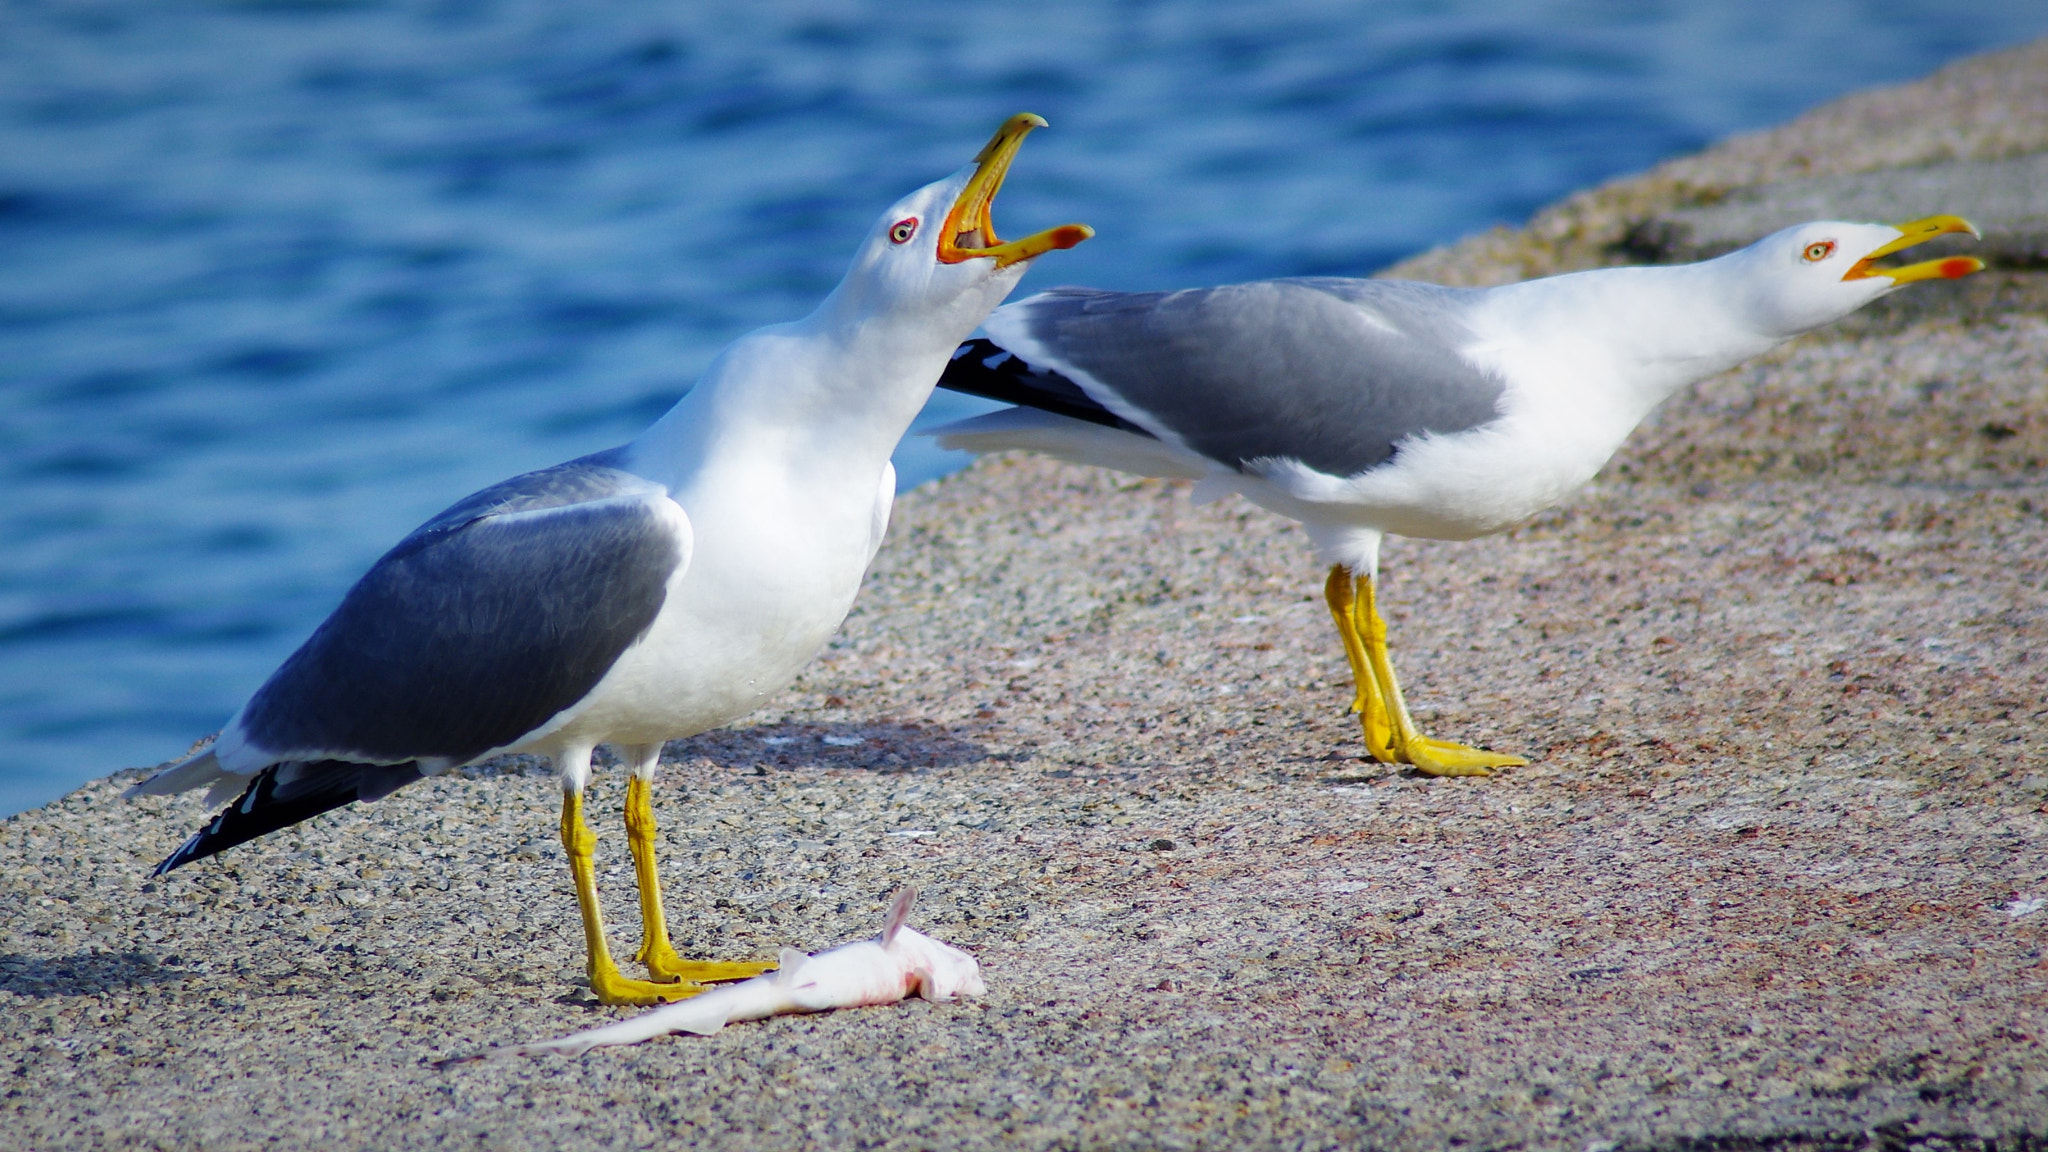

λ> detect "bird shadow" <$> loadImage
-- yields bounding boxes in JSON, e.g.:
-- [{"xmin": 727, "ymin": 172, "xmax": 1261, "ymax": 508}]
[
  {"xmin": 0, "ymin": 950, "xmax": 189, "ymax": 999},
  {"xmin": 667, "ymin": 721, "xmax": 989, "ymax": 775}
]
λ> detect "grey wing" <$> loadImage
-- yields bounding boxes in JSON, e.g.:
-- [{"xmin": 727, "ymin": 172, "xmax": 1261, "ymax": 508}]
[
  {"xmin": 986, "ymin": 279, "xmax": 1508, "ymax": 477},
  {"xmin": 233, "ymin": 449, "xmax": 688, "ymax": 767}
]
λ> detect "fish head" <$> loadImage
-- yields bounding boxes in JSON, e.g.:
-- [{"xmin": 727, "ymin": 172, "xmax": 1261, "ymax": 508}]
[{"xmin": 891, "ymin": 925, "xmax": 988, "ymax": 1001}]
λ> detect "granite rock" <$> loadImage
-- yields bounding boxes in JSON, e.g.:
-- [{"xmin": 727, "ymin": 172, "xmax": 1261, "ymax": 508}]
[{"xmin": 4, "ymin": 38, "xmax": 2047, "ymax": 1152}]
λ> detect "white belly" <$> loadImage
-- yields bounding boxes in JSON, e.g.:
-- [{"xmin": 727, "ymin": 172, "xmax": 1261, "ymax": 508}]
[{"xmin": 527, "ymin": 465, "xmax": 892, "ymax": 755}]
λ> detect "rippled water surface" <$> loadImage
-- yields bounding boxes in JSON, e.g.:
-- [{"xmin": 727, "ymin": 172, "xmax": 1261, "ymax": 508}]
[{"xmin": 4, "ymin": 0, "xmax": 2045, "ymax": 814}]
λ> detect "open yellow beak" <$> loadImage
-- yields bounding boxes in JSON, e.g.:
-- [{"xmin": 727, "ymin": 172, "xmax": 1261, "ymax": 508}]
[
  {"xmin": 936, "ymin": 113, "xmax": 1093, "ymax": 268},
  {"xmin": 1842, "ymin": 214, "xmax": 1984, "ymax": 284}
]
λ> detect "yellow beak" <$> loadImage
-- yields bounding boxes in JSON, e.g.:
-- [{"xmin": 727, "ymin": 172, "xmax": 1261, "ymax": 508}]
[
  {"xmin": 1842, "ymin": 214, "xmax": 1984, "ymax": 284},
  {"xmin": 936, "ymin": 113, "xmax": 1094, "ymax": 268}
]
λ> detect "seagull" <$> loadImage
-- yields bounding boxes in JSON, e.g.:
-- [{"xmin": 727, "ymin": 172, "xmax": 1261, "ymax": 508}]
[
  {"xmin": 933, "ymin": 215, "xmax": 1982, "ymax": 775},
  {"xmin": 126, "ymin": 113, "xmax": 1090, "ymax": 1005}
]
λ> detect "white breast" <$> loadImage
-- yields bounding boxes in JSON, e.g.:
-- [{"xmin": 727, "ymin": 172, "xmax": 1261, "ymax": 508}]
[{"xmin": 535, "ymin": 456, "xmax": 894, "ymax": 753}]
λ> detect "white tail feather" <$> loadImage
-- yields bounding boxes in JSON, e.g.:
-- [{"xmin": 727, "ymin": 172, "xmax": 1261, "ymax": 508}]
[
  {"xmin": 125, "ymin": 746, "xmax": 235, "ymax": 800},
  {"xmin": 929, "ymin": 408, "xmax": 1204, "ymax": 480}
]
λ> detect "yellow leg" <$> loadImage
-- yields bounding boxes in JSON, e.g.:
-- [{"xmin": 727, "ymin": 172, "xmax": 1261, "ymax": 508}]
[
  {"xmin": 561, "ymin": 788, "xmax": 718, "ymax": 1006},
  {"xmin": 1328, "ymin": 564, "xmax": 1527, "ymax": 776},
  {"xmin": 623, "ymin": 771, "xmax": 771, "ymax": 987},
  {"xmin": 1325, "ymin": 566, "xmax": 1399, "ymax": 761}
]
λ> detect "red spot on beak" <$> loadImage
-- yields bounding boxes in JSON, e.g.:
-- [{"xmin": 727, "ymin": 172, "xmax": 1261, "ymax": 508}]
[{"xmin": 1939, "ymin": 258, "xmax": 1978, "ymax": 280}]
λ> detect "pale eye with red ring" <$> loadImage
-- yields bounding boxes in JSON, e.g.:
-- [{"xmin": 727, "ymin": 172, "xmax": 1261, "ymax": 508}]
[
  {"xmin": 1802, "ymin": 240, "xmax": 1836, "ymax": 263},
  {"xmin": 889, "ymin": 218, "xmax": 919, "ymax": 244}
]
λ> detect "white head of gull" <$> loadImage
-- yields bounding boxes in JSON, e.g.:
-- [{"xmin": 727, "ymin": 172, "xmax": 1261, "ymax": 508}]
[
  {"xmin": 933, "ymin": 214, "xmax": 1981, "ymax": 775},
  {"xmin": 127, "ymin": 113, "xmax": 1089, "ymax": 1006}
]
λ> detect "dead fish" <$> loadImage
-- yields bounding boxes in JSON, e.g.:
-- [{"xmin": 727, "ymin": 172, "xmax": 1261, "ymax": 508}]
[{"xmin": 462, "ymin": 887, "xmax": 983, "ymax": 1061}]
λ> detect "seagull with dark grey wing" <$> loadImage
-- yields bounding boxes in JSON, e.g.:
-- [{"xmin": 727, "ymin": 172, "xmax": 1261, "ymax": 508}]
[
  {"xmin": 127, "ymin": 114, "xmax": 1089, "ymax": 1005},
  {"xmin": 933, "ymin": 215, "xmax": 1981, "ymax": 775}
]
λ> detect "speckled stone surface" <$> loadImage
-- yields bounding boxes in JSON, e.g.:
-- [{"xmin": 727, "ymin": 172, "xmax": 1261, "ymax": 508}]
[
  {"xmin": 1625, "ymin": 153, "xmax": 2048, "ymax": 266},
  {"xmin": 5, "ymin": 41, "xmax": 2047, "ymax": 1152}
]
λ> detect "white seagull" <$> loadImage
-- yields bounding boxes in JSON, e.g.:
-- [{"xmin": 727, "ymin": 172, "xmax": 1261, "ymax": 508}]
[
  {"xmin": 933, "ymin": 215, "xmax": 1982, "ymax": 775},
  {"xmin": 127, "ymin": 113, "xmax": 1090, "ymax": 1005}
]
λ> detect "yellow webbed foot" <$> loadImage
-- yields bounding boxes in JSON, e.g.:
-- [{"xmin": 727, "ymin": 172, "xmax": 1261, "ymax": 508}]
[
  {"xmin": 1327, "ymin": 563, "xmax": 1525, "ymax": 777},
  {"xmin": 1401, "ymin": 735, "xmax": 1527, "ymax": 777},
  {"xmin": 618, "ymin": 767, "xmax": 776, "ymax": 988},
  {"xmin": 563, "ymin": 781, "xmax": 766, "ymax": 1008},
  {"xmin": 640, "ymin": 944, "xmax": 774, "ymax": 987},
  {"xmin": 1353, "ymin": 701, "xmax": 1401, "ymax": 763},
  {"xmin": 589, "ymin": 960, "xmax": 717, "ymax": 1007}
]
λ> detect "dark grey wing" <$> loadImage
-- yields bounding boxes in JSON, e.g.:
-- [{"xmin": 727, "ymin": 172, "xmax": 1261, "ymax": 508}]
[
  {"xmin": 409, "ymin": 443, "xmax": 646, "ymax": 535},
  {"xmin": 235, "ymin": 449, "xmax": 686, "ymax": 766},
  {"xmin": 985, "ymin": 279, "xmax": 1508, "ymax": 477},
  {"xmin": 146, "ymin": 449, "xmax": 686, "ymax": 875}
]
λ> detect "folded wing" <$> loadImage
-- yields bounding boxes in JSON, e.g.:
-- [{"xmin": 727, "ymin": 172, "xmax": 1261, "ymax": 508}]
[
  {"xmin": 133, "ymin": 449, "xmax": 691, "ymax": 872},
  {"xmin": 962, "ymin": 279, "xmax": 1510, "ymax": 479}
]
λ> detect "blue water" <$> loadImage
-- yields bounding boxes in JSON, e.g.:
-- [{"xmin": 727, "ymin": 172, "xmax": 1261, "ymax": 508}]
[{"xmin": 4, "ymin": 1, "xmax": 2045, "ymax": 816}]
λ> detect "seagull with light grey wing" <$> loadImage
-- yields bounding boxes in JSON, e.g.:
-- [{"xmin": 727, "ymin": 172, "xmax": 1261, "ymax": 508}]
[
  {"xmin": 934, "ymin": 215, "xmax": 1982, "ymax": 775},
  {"xmin": 126, "ymin": 114, "xmax": 1089, "ymax": 1006}
]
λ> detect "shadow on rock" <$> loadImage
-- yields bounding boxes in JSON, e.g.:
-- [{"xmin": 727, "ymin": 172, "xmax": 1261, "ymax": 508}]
[
  {"xmin": 0, "ymin": 950, "xmax": 187, "ymax": 999},
  {"xmin": 670, "ymin": 721, "xmax": 988, "ymax": 775}
]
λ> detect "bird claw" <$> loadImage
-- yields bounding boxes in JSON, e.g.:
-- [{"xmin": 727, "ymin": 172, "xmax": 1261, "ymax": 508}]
[
  {"xmin": 591, "ymin": 955, "xmax": 771, "ymax": 1006},
  {"xmin": 589, "ymin": 965, "xmax": 716, "ymax": 1006},
  {"xmin": 1400, "ymin": 735, "xmax": 1526, "ymax": 777},
  {"xmin": 641, "ymin": 948, "xmax": 775, "ymax": 987}
]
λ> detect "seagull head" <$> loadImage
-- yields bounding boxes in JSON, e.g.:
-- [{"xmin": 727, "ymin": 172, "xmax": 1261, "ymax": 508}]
[
  {"xmin": 828, "ymin": 113, "xmax": 1092, "ymax": 333},
  {"xmin": 1732, "ymin": 215, "xmax": 1983, "ymax": 337}
]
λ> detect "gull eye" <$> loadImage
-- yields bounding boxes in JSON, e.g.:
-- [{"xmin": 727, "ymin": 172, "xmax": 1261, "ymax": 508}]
[
  {"xmin": 1802, "ymin": 240, "xmax": 1836, "ymax": 263},
  {"xmin": 889, "ymin": 217, "xmax": 919, "ymax": 245}
]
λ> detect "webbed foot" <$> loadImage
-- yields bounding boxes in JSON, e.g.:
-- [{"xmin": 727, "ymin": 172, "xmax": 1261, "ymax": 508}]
[
  {"xmin": 1398, "ymin": 734, "xmax": 1527, "ymax": 777},
  {"xmin": 639, "ymin": 943, "xmax": 774, "ymax": 987}
]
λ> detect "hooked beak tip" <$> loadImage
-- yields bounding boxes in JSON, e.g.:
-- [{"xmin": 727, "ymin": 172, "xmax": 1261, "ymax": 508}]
[
  {"xmin": 938, "ymin": 113, "xmax": 1092, "ymax": 268},
  {"xmin": 1842, "ymin": 214, "xmax": 1983, "ymax": 285}
]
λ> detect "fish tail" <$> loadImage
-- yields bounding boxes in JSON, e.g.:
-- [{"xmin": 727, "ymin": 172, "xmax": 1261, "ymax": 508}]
[{"xmin": 501, "ymin": 988, "xmax": 737, "ymax": 1058}]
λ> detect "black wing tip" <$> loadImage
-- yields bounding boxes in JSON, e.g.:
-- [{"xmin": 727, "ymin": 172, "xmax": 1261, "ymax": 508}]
[
  {"xmin": 938, "ymin": 339, "xmax": 1153, "ymax": 437},
  {"xmin": 150, "ymin": 791, "xmax": 247, "ymax": 876},
  {"xmin": 150, "ymin": 833, "xmax": 207, "ymax": 876},
  {"xmin": 146, "ymin": 760, "xmax": 424, "ymax": 879}
]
